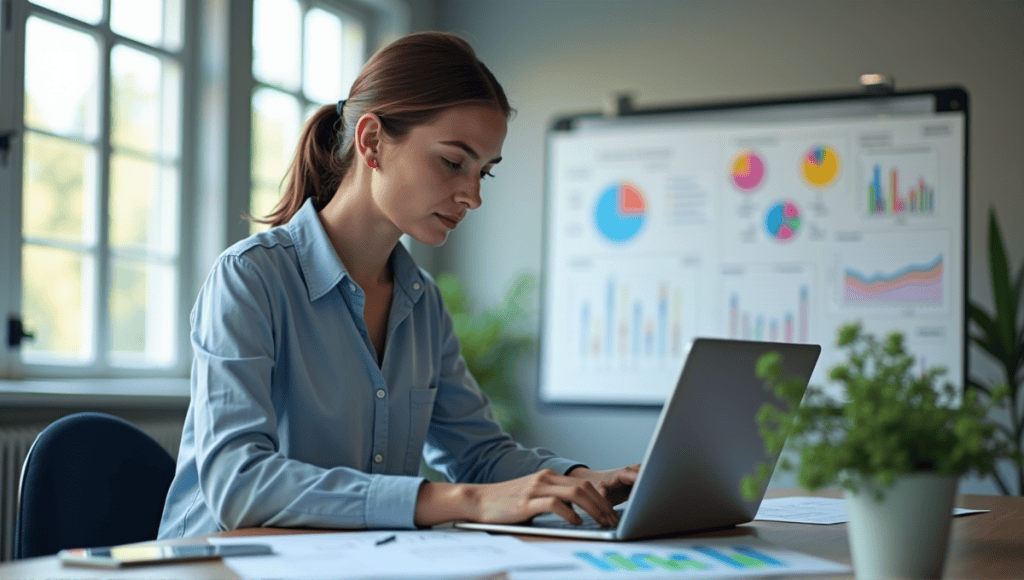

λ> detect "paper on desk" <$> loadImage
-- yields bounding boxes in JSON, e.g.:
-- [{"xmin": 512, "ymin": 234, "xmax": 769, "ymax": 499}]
[
  {"xmin": 210, "ymin": 530, "xmax": 575, "ymax": 580},
  {"xmin": 755, "ymin": 496, "xmax": 988, "ymax": 524},
  {"xmin": 507, "ymin": 537, "xmax": 850, "ymax": 579}
]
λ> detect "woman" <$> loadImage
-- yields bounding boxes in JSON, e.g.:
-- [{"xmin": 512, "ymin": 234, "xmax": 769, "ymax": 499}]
[{"xmin": 158, "ymin": 31, "xmax": 638, "ymax": 539}]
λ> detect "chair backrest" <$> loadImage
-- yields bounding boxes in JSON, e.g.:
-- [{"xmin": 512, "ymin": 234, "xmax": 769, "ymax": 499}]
[{"xmin": 13, "ymin": 412, "xmax": 176, "ymax": 559}]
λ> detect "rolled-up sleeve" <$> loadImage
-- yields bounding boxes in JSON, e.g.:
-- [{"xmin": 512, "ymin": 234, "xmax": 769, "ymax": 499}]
[
  {"xmin": 191, "ymin": 256, "xmax": 424, "ymax": 531},
  {"xmin": 422, "ymin": 291, "xmax": 581, "ymax": 483}
]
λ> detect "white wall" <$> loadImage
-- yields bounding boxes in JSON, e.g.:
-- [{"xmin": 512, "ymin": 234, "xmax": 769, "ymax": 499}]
[{"xmin": 433, "ymin": 0, "xmax": 1024, "ymax": 493}]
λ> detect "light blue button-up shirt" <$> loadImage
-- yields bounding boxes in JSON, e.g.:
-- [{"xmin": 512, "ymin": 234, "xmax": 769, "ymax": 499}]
[{"xmin": 158, "ymin": 199, "xmax": 580, "ymax": 539}]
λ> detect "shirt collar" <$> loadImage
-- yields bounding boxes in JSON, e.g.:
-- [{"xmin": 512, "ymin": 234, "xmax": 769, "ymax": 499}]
[{"xmin": 288, "ymin": 198, "xmax": 425, "ymax": 303}]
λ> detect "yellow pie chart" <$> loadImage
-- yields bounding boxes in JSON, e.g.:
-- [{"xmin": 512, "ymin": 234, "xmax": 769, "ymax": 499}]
[{"xmin": 801, "ymin": 145, "xmax": 840, "ymax": 187}]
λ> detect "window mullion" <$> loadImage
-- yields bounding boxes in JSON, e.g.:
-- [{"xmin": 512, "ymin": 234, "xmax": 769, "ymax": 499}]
[
  {"xmin": 175, "ymin": 0, "xmax": 197, "ymax": 377},
  {"xmin": 94, "ymin": 12, "xmax": 114, "ymax": 373}
]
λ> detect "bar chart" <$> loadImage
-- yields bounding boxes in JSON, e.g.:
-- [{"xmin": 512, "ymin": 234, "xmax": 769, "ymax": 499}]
[
  {"xmin": 565, "ymin": 258, "xmax": 699, "ymax": 372},
  {"xmin": 513, "ymin": 539, "xmax": 851, "ymax": 578},
  {"xmin": 860, "ymin": 148, "xmax": 938, "ymax": 217},
  {"xmin": 573, "ymin": 545, "xmax": 786, "ymax": 572},
  {"xmin": 721, "ymin": 265, "xmax": 813, "ymax": 343}
]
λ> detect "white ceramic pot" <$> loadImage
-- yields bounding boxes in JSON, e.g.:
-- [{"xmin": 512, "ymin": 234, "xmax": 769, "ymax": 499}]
[{"xmin": 845, "ymin": 472, "xmax": 959, "ymax": 580}]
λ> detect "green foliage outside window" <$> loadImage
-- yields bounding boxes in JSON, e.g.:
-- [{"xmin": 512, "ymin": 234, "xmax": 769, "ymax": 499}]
[{"xmin": 22, "ymin": 69, "xmax": 160, "ymax": 360}]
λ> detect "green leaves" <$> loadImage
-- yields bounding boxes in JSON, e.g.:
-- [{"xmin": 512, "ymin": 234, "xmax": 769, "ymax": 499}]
[
  {"xmin": 966, "ymin": 208, "xmax": 1024, "ymax": 495},
  {"xmin": 436, "ymin": 272, "xmax": 536, "ymax": 436},
  {"xmin": 742, "ymin": 322, "xmax": 1015, "ymax": 500}
]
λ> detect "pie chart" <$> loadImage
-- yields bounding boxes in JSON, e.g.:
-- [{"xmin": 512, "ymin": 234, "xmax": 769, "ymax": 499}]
[
  {"xmin": 730, "ymin": 150, "xmax": 766, "ymax": 192},
  {"xmin": 595, "ymin": 182, "xmax": 647, "ymax": 243},
  {"xmin": 801, "ymin": 145, "xmax": 840, "ymax": 187},
  {"xmin": 764, "ymin": 201, "xmax": 801, "ymax": 241}
]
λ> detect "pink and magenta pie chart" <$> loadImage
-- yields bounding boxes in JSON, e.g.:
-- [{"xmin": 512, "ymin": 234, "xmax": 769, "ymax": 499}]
[{"xmin": 730, "ymin": 150, "xmax": 766, "ymax": 192}]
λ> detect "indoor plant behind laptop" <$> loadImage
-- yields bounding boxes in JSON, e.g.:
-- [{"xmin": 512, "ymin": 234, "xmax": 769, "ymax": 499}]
[{"xmin": 743, "ymin": 322, "xmax": 1017, "ymax": 580}]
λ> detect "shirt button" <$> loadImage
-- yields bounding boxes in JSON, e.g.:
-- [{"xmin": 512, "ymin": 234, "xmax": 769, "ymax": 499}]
[
  {"xmin": 374, "ymin": 454, "xmax": 383, "ymax": 464},
  {"xmin": 349, "ymin": 283, "xmax": 356, "ymax": 292},
  {"xmin": 376, "ymin": 389, "xmax": 386, "ymax": 399},
  {"xmin": 413, "ymin": 283, "xmax": 421, "ymax": 290}
]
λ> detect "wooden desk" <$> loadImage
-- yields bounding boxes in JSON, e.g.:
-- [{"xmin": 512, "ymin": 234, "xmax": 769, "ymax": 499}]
[{"xmin": 1, "ymin": 489, "xmax": 1021, "ymax": 579}]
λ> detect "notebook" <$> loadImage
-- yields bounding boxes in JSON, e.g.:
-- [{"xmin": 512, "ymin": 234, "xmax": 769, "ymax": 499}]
[{"xmin": 454, "ymin": 338, "xmax": 821, "ymax": 540}]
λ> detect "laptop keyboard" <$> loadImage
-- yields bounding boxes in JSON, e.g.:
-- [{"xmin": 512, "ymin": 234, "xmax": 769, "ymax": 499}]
[{"xmin": 530, "ymin": 506, "xmax": 625, "ymax": 530}]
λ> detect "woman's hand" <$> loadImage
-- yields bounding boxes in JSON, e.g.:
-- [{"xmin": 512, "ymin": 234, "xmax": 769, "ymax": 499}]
[
  {"xmin": 414, "ymin": 469, "xmax": 622, "ymax": 528},
  {"xmin": 566, "ymin": 463, "xmax": 640, "ymax": 506}
]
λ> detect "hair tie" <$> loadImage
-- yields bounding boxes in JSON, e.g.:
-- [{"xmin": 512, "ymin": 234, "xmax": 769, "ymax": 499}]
[{"xmin": 336, "ymin": 99, "xmax": 347, "ymax": 118}]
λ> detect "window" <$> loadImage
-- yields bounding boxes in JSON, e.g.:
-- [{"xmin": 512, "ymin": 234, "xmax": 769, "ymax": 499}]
[
  {"xmin": 249, "ymin": 0, "xmax": 367, "ymax": 232},
  {"xmin": 1, "ymin": 0, "xmax": 188, "ymax": 377},
  {"xmin": 0, "ymin": 0, "xmax": 400, "ymax": 383}
]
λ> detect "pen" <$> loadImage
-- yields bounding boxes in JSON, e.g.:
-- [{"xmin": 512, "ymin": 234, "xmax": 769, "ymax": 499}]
[{"xmin": 375, "ymin": 534, "xmax": 397, "ymax": 547}]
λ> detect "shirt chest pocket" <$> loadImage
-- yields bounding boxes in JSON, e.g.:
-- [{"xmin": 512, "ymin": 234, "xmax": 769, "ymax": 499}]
[{"xmin": 403, "ymin": 386, "xmax": 438, "ymax": 474}]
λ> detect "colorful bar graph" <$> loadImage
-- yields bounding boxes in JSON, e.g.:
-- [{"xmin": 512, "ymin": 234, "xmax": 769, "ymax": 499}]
[
  {"xmin": 658, "ymin": 283, "xmax": 668, "ymax": 357},
  {"xmin": 799, "ymin": 285, "xmax": 808, "ymax": 342},
  {"xmin": 869, "ymin": 164, "xmax": 935, "ymax": 215},
  {"xmin": 606, "ymin": 279, "xmax": 614, "ymax": 357},
  {"xmin": 728, "ymin": 285, "xmax": 809, "ymax": 343},
  {"xmin": 571, "ymin": 546, "xmax": 787, "ymax": 572},
  {"xmin": 729, "ymin": 294, "xmax": 739, "ymax": 338},
  {"xmin": 632, "ymin": 301, "xmax": 642, "ymax": 357},
  {"xmin": 671, "ymin": 290, "xmax": 682, "ymax": 357},
  {"xmin": 735, "ymin": 545, "xmax": 787, "ymax": 566},
  {"xmin": 694, "ymin": 546, "xmax": 767, "ymax": 569},
  {"xmin": 578, "ymin": 276, "xmax": 687, "ymax": 364}
]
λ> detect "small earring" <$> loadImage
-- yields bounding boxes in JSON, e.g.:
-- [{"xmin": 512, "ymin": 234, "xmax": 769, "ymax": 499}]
[{"xmin": 368, "ymin": 157, "xmax": 378, "ymax": 169}]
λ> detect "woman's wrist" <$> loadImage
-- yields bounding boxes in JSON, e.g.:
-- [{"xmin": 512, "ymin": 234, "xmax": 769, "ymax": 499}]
[
  {"xmin": 567, "ymin": 465, "xmax": 592, "ymax": 477},
  {"xmin": 413, "ymin": 481, "xmax": 475, "ymax": 527}
]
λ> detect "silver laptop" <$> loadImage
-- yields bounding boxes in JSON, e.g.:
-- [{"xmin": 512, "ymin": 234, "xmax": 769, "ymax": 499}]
[{"xmin": 454, "ymin": 338, "xmax": 820, "ymax": 540}]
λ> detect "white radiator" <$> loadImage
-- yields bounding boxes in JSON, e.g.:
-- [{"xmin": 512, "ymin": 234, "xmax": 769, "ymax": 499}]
[{"xmin": 0, "ymin": 419, "xmax": 183, "ymax": 562}]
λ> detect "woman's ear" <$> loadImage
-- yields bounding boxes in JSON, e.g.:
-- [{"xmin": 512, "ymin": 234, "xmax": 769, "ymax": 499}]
[{"xmin": 354, "ymin": 113, "xmax": 383, "ymax": 162}]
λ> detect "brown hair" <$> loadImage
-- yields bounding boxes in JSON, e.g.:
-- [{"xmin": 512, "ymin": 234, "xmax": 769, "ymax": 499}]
[{"xmin": 254, "ymin": 31, "xmax": 513, "ymax": 227}]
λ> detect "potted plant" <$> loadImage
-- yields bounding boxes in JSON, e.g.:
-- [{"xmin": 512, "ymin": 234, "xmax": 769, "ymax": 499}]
[
  {"xmin": 743, "ymin": 322, "xmax": 1017, "ymax": 580},
  {"xmin": 967, "ymin": 209, "xmax": 1024, "ymax": 495},
  {"xmin": 436, "ymin": 271, "xmax": 536, "ymax": 437}
]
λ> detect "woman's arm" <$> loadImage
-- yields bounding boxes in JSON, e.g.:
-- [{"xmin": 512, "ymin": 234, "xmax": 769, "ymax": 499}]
[{"xmin": 415, "ymin": 281, "xmax": 639, "ymax": 527}]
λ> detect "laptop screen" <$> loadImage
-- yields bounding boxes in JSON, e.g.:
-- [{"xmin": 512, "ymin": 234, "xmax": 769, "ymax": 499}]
[{"xmin": 539, "ymin": 88, "xmax": 967, "ymax": 405}]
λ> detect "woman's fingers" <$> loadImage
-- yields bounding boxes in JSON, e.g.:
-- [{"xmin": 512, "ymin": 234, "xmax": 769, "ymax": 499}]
[
  {"xmin": 529, "ymin": 496, "xmax": 582, "ymax": 526},
  {"xmin": 537, "ymin": 476, "xmax": 618, "ymax": 527},
  {"xmin": 472, "ymin": 469, "xmax": 624, "ymax": 527}
]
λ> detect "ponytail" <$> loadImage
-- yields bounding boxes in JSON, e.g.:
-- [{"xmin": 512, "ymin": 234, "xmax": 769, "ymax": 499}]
[
  {"xmin": 252, "ymin": 105, "xmax": 354, "ymax": 228},
  {"xmin": 250, "ymin": 31, "xmax": 513, "ymax": 228}
]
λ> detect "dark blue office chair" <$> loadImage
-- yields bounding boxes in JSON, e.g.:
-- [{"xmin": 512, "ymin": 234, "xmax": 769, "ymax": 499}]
[{"xmin": 13, "ymin": 412, "xmax": 176, "ymax": 559}]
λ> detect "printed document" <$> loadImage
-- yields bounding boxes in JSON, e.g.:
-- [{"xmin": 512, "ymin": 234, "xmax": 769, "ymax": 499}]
[
  {"xmin": 756, "ymin": 496, "xmax": 987, "ymax": 524},
  {"xmin": 508, "ymin": 537, "xmax": 850, "ymax": 579},
  {"xmin": 210, "ymin": 530, "xmax": 574, "ymax": 580}
]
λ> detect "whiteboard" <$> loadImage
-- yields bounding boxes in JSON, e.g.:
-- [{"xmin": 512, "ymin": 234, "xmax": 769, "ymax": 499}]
[{"xmin": 538, "ymin": 87, "xmax": 968, "ymax": 406}]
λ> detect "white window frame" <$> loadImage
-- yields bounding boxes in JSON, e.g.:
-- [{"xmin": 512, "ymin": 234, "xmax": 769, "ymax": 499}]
[{"xmin": 0, "ymin": 0, "xmax": 196, "ymax": 380}]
